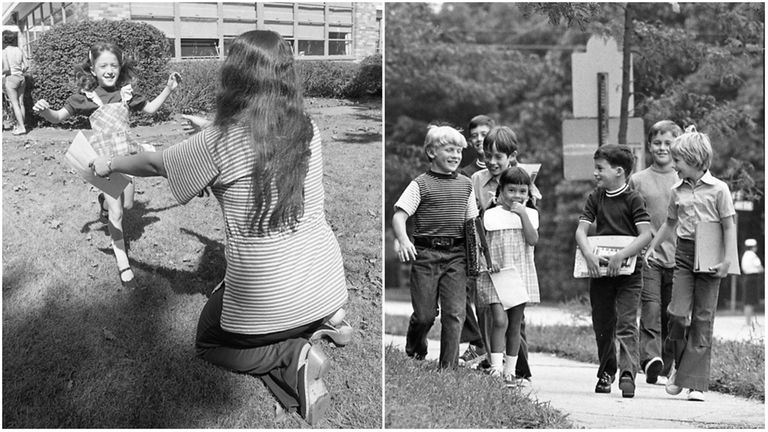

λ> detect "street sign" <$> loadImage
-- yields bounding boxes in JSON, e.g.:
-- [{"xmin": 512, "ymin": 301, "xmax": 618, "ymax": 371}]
[
  {"xmin": 563, "ymin": 118, "xmax": 645, "ymax": 181},
  {"xmin": 571, "ymin": 36, "xmax": 633, "ymax": 119}
]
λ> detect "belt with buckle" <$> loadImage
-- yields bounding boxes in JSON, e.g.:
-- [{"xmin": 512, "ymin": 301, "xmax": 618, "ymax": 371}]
[{"xmin": 413, "ymin": 236, "xmax": 464, "ymax": 250}]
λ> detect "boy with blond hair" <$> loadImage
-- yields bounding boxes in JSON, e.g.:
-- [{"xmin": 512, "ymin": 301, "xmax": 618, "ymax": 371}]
[{"xmin": 393, "ymin": 125, "xmax": 479, "ymax": 368}]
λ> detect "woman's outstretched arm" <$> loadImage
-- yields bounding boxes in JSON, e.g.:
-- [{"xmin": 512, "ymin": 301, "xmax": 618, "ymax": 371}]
[{"xmin": 91, "ymin": 151, "xmax": 167, "ymax": 178}]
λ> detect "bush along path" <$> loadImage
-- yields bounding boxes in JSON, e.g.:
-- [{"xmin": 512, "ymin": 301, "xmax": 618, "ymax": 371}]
[{"xmin": 385, "ymin": 302, "xmax": 765, "ymax": 429}]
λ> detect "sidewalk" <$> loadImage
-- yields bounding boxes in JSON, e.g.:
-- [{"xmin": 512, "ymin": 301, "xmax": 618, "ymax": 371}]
[{"xmin": 385, "ymin": 301, "xmax": 765, "ymax": 429}]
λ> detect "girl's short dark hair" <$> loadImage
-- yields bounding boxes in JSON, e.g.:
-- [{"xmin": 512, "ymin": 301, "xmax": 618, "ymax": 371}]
[
  {"xmin": 2, "ymin": 31, "xmax": 18, "ymax": 47},
  {"xmin": 483, "ymin": 126, "xmax": 518, "ymax": 155},
  {"xmin": 496, "ymin": 166, "xmax": 536, "ymax": 209},
  {"xmin": 593, "ymin": 144, "xmax": 635, "ymax": 178}
]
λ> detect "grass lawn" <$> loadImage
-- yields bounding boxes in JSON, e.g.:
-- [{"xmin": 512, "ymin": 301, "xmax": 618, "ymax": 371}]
[
  {"xmin": 3, "ymin": 98, "xmax": 382, "ymax": 428},
  {"xmin": 385, "ymin": 346, "xmax": 571, "ymax": 428},
  {"xmin": 385, "ymin": 313, "xmax": 764, "ymax": 402}
]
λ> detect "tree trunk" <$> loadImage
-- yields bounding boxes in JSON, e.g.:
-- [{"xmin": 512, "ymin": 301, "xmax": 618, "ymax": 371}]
[{"xmin": 619, "ymin": 3, "xmax": 633, "ymax": 145}]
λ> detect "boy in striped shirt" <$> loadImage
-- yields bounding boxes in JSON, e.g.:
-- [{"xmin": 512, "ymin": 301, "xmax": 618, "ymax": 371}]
[{"xmin": 393, "ymin": 125, "xmax": 479, "ymax": 368}]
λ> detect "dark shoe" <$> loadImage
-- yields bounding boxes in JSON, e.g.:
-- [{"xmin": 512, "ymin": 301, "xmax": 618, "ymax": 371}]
[
  {"xmin": 458, "ymin": 344, "xmax": 486, "ymax": 368},
  {"xmin": 297, "ymin": 344, "xmax": 330, "ymax": 425},
  {"xmin": 595, "ymin": 372, "xmax": 613, "ymax": 393},
  {"xmin": 645, "ymin": 357, "xmax": 663, "ymax": 384},
  {"xmin": 619, "ymin": 372, "xmax": 635, "ymax": 398},
  {"xmin": 98, "ymin": 193, "xmax": 109, "ymax": 220},
  {"xmin": 406, "ymin": 351, "xmax": 426, "ymax": 361},
  {"xmin": 311, "ymin": 319, "xmax": 353, "ymax": 346},
  {"xmin": 119, "ymin": 267, "xmax": 137, "ymax": 289}
]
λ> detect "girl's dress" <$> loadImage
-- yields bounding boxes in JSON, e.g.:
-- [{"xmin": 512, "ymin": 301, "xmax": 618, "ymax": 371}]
[{"xmin": 476, "ymin": 205, "xmax": 540, "ymax": 307}]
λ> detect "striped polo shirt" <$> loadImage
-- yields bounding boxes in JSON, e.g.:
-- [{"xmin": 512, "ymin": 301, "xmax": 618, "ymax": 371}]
[
  {"xmin": 163, "ymin": 121, "xmax": 348, "ymax": 334},
  {"xmin": 394, "ymin": 171, "xmax": 478, "ymax": 237}
]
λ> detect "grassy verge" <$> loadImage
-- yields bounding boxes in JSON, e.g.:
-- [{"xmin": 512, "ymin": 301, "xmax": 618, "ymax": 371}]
[
  {"xmin": 385, "ymin": 314, "xmax": 765, "ymax": 402},
  {"xmin": 3, "ymin": 98, "xmax": 382, "ymax": 428},
  {"xmin": 384, "ymin": 346, "xmax": 572, "ymax": 428}
]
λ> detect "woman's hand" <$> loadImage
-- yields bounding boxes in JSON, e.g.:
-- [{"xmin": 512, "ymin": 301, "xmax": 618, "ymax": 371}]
[
  {"xmin": 181, "ymin": 114, "xmax": 212, "ymax": 135},
  {"xmin": 90, "ymin": 156, "xmax": 112, "ymax": 178},
  {"xmin": 167, "ymin": 72, "xmax": 181, "ymax": 91},
  {"xmin": 32, "ymin": 99, "xmax": 50, "ymax": 113}
]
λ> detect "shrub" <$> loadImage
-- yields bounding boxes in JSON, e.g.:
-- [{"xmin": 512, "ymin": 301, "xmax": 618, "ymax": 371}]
[
  {"xmin": 297, "ymin": 60, "xmax": 358, "ymax": 98},
  {"xmin": 30, "ymin": 20, "xmax": 171, "ymax": 128},
  {"xmin": 165, "ymin": 59, "xmax": 221, "ymax": 114},
  {"xmin": 346, "ymin": 54, "xmax": 382, "ymax": 98}
]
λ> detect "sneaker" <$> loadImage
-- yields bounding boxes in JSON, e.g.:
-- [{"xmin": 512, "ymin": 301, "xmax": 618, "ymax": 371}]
[
  {"xmin": 406, "ymin": 351, "xmax": 426, "ymax": 361},
  {"xmin": 619, "ymin": 372, "xmax": 635, "ymax": 398},
  {"xmin": 488, "ymin": 368, "xmax": 502, "ymax": 378},
  {"xmin": 666, "ymin": 368, "xmax": 682, "ymax": 395},
  {"xmin": 516, "ymin": 376, "xmax": 532, "ymax": 388},
  {"xmin": 459, "ymin": 345, "xmax": 486, "ymax": 368},
  {"xmin": 655, "ymin": 375, "xmax": 668, "ymax": 386},
  {"xmin": 645, "ymin": 357, "xmax": 664, "ymax": 384},
  {"xmin": 503, "ymin": 373, "xmax": 520, "ymax": 388},
  {"xmin": 310, "ymin": 319, "xmax": 353, "ymax": 346},
  {"xmin": 687, "ymin": 389, "xmax": 705, "ymax": 401},
  {"xmin": 595, "ymin": 371, "xmax": 613, "ymax": 394},
  {"xmin": 297, "ymin": 344, "xmax": 330, "ymax": 426}
]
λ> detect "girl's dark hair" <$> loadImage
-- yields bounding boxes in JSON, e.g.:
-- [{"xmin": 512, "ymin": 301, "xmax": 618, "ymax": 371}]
[
  {"xmin": 496, "ymin": 166, "xmax": 536, "ymax": 209},
  {"xmin": 73, "ymin": 42, "xmax": 137, "ymax": 92},
  {"xmin": 214, "ymin": 30, "xmax": 312, "ymax": 234},
  {"xmin": 2, "ymin": 31, "xmax": 18, "ymax": 47}
]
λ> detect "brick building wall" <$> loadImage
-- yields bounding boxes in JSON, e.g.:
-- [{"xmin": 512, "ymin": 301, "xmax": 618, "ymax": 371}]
[{"xmin": 353, "ymin": 3, "xmax": 380, "ymax": 59}]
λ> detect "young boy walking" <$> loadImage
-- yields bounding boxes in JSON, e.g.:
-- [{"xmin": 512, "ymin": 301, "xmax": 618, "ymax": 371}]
[
  {"xmin": 393, "ymin": 125, "xmax": 479, "ymax": 368},
  {"xmin": 629, "ymin": 120, "xmax": 682, "ymax": 384},
  {"xmin": 575, "ymin": 144, "xmax": 652, "ymax": 398}
]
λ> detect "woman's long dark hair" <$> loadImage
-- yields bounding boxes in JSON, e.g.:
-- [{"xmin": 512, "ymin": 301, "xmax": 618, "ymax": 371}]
[
  {"xmin": 73, "ymin": 42, "xmax": 137, "ymax": 92},
  {"xmin": 215, "ymin": 30, "xmax": 312, "ymax": 234}
]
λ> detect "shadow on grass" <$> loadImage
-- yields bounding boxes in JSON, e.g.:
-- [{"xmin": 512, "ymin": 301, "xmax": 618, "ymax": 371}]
[{"xmin": 80, "ymin": 199, "xmax": 182, "ymax": 248}]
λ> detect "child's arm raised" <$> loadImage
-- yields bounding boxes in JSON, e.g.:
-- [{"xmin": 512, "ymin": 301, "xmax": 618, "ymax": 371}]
[
  {"xmin": 32, "ymin": 99, "xmax": 72, "ymax": 124},
  {"xmin": 711, "ymin": 215, "xmax": 737, "ymax": 278},
  {"xmin": 392, "ymin": 209, "xmax": 417, "ymax": 262},
  {"xmin": 142, "ymin": 72, "xmax": 180, "ymax": 114},
  {"xmin": 575, "ymin": 221, "xmax": 601, "ymax": 278},
  {"xmin": 509, "ymin": 202, "xmax": 538, "ymax": 245},
  {"xmin": 607, "ymin": 224, "xmax": 652, "ymax": 277}
]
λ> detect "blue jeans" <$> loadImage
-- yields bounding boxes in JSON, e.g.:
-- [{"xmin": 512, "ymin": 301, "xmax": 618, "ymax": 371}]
[
  {"xmin": 589, "ymin": 272, "xmax": 642, "ymax": 380},
  {"xmin": 406, "ymin": 245, "xmax": 467, "ymax": 368},
  {"xmin": 668, "ymin": 239, "xmax": 721, "ymax": 391},
  {"xmin": 640, "ymin": 261, "xmax": 674, "ymax": 376}
]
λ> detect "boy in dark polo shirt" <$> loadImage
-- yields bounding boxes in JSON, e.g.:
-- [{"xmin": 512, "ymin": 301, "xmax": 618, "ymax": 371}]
[
  {"xmin": 393, "ymin": 125, "xmax": 479, "ymax": 369},
  {"xmin": 575, "ymin": 144, "xmax": 652, "ymax": 398}
]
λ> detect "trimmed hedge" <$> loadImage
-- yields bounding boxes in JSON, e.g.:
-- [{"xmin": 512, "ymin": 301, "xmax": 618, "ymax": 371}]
[{"xmin": 30, "ymin": 19, "xmax": 171, "ymax": 127}]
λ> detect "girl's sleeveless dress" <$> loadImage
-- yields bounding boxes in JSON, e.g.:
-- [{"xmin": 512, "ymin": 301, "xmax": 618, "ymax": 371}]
[
  {"xmin": 82, "ymin": 90, "xmax": 147, "ymax": 158},
  {"xmin": 476, "ymin": 206, "xmax": 540, "ymax": 307}
]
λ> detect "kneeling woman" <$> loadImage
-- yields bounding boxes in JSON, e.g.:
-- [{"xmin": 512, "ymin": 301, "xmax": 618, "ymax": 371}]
[{"xmin": 91, "ymin": 30, "xmax": 350, "ymax": 425}]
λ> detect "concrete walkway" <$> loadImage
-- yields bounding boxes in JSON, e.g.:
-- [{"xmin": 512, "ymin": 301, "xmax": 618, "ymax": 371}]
[{"xmin": 385, "ymin": 301, "xmax": 766, "ymax": 429}]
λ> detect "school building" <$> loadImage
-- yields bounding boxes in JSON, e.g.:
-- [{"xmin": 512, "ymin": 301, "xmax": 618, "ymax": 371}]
[{"xmin": 2, "ymin": 2, "xmax": 382, "ymax": 61}]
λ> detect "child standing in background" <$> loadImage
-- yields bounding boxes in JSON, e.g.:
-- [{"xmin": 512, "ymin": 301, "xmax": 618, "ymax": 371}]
[
  {"xmin": 629, "ymin": 120, "xmax": 682, "ymax": 384},
  {"xmin": 645, "ymin": 126, "xmax": 738, "ymax": 402},
  {"xmin": 476, "ymin": 167, "xmax": 540, "ymax": 387},
  {"xmin": 393, "ymin": 125, "xmax": 478, "ymax": 368},
  {"xmin": 460, "ymin": 115, "xmax": 494, "ymax": 179},
  {"xmin": 575, "ymin": 144, "xmax": 652, "ymax": 398}
]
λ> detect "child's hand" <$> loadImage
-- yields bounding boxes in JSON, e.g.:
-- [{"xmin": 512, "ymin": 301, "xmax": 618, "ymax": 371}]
[
  {"xmin": 120, "ymin": 85, "xmax": 133, "ymax": 103},
  {"xmin": 508, "ymin": 202, "xmax": 526, "ymax": 216},
  {"xmin": 89, "ymin": 156, "xmax": 111, "ymax": 178},
  {"xmin": 710, "ymin": 261, "xmax": 730, "ymax": 278},
  {"xmin": 394, "ymin": 237, "xmax": 417, "ymax": 262},
  {"xmin": 33, "ymin": 99, "xmax": 50, "ymax": 113},
  {"xmin": 606, "ymin": 253, "xmax": 624, "ymax": 277},
  {"xmin": 490, "ymin": 263, "xmax": 501, "ymax": 273},
  {"xmin": 585, "ymin": 253, "xmax": 602, "ymax": 278},
  {"xmin": 167, "ymin": 72, "xmax": 181, "ymax": 91},
  {"xmin": 181, "ymin": 114, "xmax": 212, "ymax": 134}
]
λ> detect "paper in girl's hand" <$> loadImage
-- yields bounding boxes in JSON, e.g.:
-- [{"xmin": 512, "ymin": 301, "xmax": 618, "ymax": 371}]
[
  {"xmin": 65, "ymin": 131, "xmax": 130, "ymax": 199},
  {"xmin": 489, "ymin": 266, "xmax": 529, "ymax": 309}
]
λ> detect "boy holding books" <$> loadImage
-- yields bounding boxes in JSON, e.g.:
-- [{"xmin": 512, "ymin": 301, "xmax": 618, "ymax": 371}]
[
  {"xmin": 393, "ymin": 125, "xmax": 479, "ymax": 368},
  {"xmin": 575, "ymin": 144, "xmax": 652, "ymax": 398}
]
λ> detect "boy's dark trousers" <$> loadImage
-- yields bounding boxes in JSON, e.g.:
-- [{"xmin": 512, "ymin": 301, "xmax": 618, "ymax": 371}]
[
  {"xmin": 589, "ymin": 272, "xmax": 642, "ymax": 380},
  {"xmin": 460, "ymin": 276, "xmax": 484, "ymax": 350},
  {"xmin": 406, "ymin": 245, "xmax": 467, "ymax": 368},
  {"xmin": 640, "ymin": 261, "xmax": 674, "ymax": 377}
]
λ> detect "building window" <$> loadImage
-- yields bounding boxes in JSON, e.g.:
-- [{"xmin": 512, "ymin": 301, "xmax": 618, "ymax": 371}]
[
  {"xmin": 166, "ymin": 38, "xmax": 176, "ymax": 58},
  {"xmin": 297, "ymin": 40, "xmax": 324, "ymax": 56},
  {"xmin": 328, "ymin": 30, "xmax": 351, "ymax": 56},
  {"xmin": 180, "ymin": 39, "xmax": 219, "ymax": 58}
]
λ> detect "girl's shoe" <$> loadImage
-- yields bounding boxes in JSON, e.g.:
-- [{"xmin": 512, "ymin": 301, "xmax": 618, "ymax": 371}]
[
  {"xmin": 311, "ymin": 319, "xmax": 353, "ymax": 346},
  {"xmin": 119, "ymin": 267, "xmax": 137, "ymax": 290},
  {"xmin": 687, "ymin": 389, "xmax": 705, "ymax": 401},
  {"xmin": 503, "ymin": 373, "xmax": 522, "ymax": 388},
  {"xmin": 11, "ymin": 126, "xmax": 26, "ymax": 135},
  {"xmin": 665, "ymin": 368, "xmax": 682, "ymax": 395},
  {"xmin": 297, "ymin": 344, "xmax": 331, "ymax": 426},
  {"xmin": 97, "ymin": 193, "xmax": 109, "ymax": 220}
]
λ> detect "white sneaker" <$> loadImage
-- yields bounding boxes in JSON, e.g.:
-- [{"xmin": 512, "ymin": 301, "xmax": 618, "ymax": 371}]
[
  {"xmin": 687, "ymin": 389, "xmax": 705, "ymax": 401},
  {"xmin": 655, "ymin": 375, "xmax": 668, "ymax": 386},
  {"xmin": 666, "ymin": 368, "xmax": 682, "ymax": 395}
]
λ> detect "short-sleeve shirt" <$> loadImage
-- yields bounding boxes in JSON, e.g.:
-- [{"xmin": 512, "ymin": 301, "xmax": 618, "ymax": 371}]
[
  {"xmin": 63, "ymin": 86, "xmax": 147, "ymax": 116},
  {"xmin": 579, "ymin": 184, "xmax": 651, "ymax": 237},
  {"xmin": 471, "ymin": 165, "xmax": 543, "ymax": 212},
  {"xmin": 394, "ymin": 171, "xmax": 478, "ymax": 238},
  {"xmin": 666, "ymin": 171, "xmax": 735, "ymax": 240},
  {"xmin": 162, "ymin": 121, "xmax": 348, "ymax": 335},
  {"xmin": 629, "ymin": 166, "xmax": 679, "ymax": 267}
]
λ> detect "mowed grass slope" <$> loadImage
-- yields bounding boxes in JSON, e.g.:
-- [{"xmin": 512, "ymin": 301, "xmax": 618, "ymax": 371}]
[{"xmin": 3, "ymin": 98, "xmax": 382, "ymax": 428}]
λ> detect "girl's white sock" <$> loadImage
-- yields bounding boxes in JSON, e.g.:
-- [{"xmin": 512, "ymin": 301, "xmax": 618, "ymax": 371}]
[
  {"xmin": 490, "ymin": 352, "xmax": 504, "ymax": 372},
  {"xmin": 504, "ymin": 355, "xmax": 518, "ymax": 376}
]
